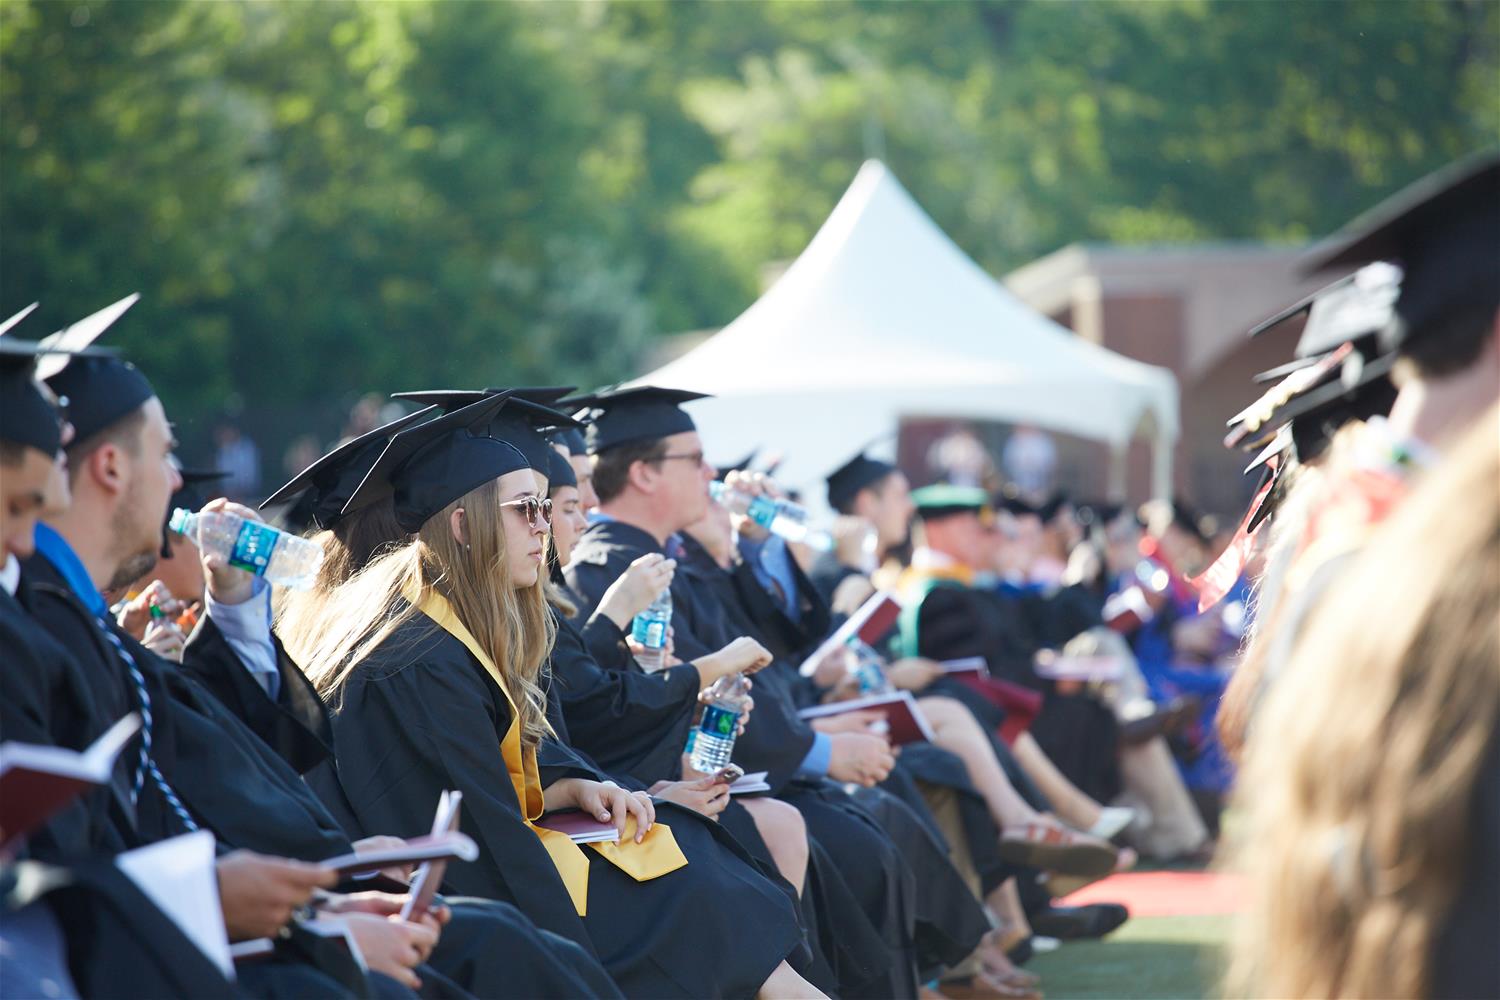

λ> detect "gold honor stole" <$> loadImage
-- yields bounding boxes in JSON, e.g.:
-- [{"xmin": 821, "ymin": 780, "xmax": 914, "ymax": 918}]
[{"xmin": 412, "ymin": 586, "xmax": 687, "ymax": 916}]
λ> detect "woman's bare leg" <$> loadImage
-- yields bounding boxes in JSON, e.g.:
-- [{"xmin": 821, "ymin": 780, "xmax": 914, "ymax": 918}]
[
  {"xmin": 916, "ymin": 696, "xmax": 1043, "ymax": 828},
  {"xmin": 739, "ymin": 796, "xmax": 809, "ymax": 896},
  {"xmin": 1010, "ymin": 730, "xmax": 1105, "ymax": 831}
]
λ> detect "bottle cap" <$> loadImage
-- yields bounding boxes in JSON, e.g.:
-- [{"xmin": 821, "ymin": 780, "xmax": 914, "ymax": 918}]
[{"xmin": 167, "ymin": 507, "xmax": 191, "ymax": 534}]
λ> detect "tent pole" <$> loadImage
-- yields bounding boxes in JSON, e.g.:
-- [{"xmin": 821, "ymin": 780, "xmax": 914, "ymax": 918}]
[
  {"xmin": 1106, "ymin": 441, "xmax": 1127, "ymax": 502},
  {"xmin": 1150, "ymin": 432, "xmax": 1173, "ymax": 502}
]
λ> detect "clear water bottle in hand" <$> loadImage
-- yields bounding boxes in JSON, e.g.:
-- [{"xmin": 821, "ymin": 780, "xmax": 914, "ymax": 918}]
[
  {"xmin": 710, "ymin": 482, "xmax": 837, "ymax": 552},
  {"xmin": 689, "ymin": 673, "xmax": 751, "ymax": 773},
  {"xmin": 168, "ymin": 507, "xmax": 323, "ymax": 590},
  {"xmin": 631, "ymin": 587, "xmax": 672, "ymax": 672},
  {"xmin": 845, "ymin": 640, "xmax": 894, "ymax": 695}
]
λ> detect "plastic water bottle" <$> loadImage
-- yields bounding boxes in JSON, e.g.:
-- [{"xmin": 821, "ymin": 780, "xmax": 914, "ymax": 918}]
[
  {"xmin": 631, "ymin": 588, "xmax": 672, "ymax": 672},
  {"xmin": 710, "ymin": 482, "xmax": 852, "ymax": 554},
  {"xmin": 689, "ymin": 673, "xmax": 751, "ymax": 773},
  {"xmin": 168, "ymin": 507, "xmax": 323, "ymax": 589},
  {"xmin": 845, "ymin": 640, "xmax": 893, "ymax": 695}
]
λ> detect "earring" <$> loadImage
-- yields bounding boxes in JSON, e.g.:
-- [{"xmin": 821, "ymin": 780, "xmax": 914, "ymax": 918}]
[{"xmin": 465, "ymin": 543, "xmax": 472, "ymax": 551}]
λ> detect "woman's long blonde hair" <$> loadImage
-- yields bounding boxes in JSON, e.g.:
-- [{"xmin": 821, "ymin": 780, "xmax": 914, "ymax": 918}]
[
  {"xmin": 1226, "ymin": 405, "xmax": 1500, "ymax": 999},
  {"xmin": 280, "ymin": 476, "xmax": 556, "ymax": 748}
]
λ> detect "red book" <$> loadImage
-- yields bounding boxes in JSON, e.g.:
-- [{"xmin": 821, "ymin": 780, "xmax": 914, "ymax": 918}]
[
  {"xmin": 799, "ymin": 691, "xmax": 935, "ymax": 746},
  {"xmin": 1, "ymin": 713, "xmax": 141, "ymax": 856},
  {"xmin": 401, "ymin": 790, "xmax": 464, "ymax": 921},
  {"xmin": 799, "ymin": 591, "xmax": 904, "ymax": 677}
]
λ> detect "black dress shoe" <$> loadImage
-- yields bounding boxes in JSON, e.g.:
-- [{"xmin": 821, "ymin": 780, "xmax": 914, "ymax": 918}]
[{"xmin": 1027, "ymin": 903, "xmax": 1131, "ymax": 940}]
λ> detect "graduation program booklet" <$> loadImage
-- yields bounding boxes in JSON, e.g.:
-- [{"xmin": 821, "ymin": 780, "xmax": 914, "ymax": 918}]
[
  {"xmin": 535, "ymin": 810, "xmax": 621, "ymax": 844},
  {"xmin": 0, "ymin": 712, "xmax": 141, "ymax": 855},
  {"xmin": 939, "ymin": 657, "xmax": 987, "ymax": 679},
  {"xmin": 115, "ymin": 829, "xmax": 234, "ymax": 980},
  {"xmin": 798, "ymin": 591, "xmax": 904, "ymax": 677},
  {"xmin": 798, "ymin": 691, "xmax": 935, "ymax": 746},
  {"xmin": 728, "ymin": 771, "xmax": 771, "ymax": 795},
  {"xmin": 318, "ymin": 831, "xmax": 479, "ymax": 877},
  {"xmin": 400, "ymin": 790, "xmax": 463, "ymax": 921}
]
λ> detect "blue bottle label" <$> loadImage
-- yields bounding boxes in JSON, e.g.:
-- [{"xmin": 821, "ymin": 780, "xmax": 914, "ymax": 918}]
[
  {"xmin": 631, "ymin": 614, "xmax": 668, "ymax": 649},
  {"xmin": 699, "ymin": 704, "xmax": 738, "ymax": 738},
  {"xmin": 746, "ymin": 495, "xmax": 778, "ymax": 530},
  {"xmin": 230, "ymin": 520, "xmax": 280, "ymax": 576}
]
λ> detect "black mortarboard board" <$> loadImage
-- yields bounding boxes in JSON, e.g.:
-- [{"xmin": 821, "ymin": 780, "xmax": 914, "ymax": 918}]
[
  {"xmin": 1036, "ymin": 490, "xmax": 1072, "ymax": 523},
  {"xmin": 995, "ymin": 487, "xmax": 1039, "ymax": 519},
  {"xmin": 566, "ymin": 385, "xmax": 710, "ymax": 454},
  {"xmin": 0, "ymin": 338, "xmax": 66, "ymax": 456},
  {"xmin": 546, "ymin": 446, "xmax": 577, "ymax": 491},
  {"xmin": 161, "ymin": 467, "xmax": 230, "ymax": 558},
  {"xmin": 1226, "ymin": 342, "xmax": 1397, "ymax": 458},
  {"xmin": 826, "ymin": 452, "xmax": 897, "ymax": 511},
  {"xmin": 344, "ymin": 393, "xmax": 529, "ymax": 532},
  {"xmin": 1300, "ymin": 151, "xmax": 1500, "ymax": 353},
  {"xmin": 39, "ymin": 295, "xmax": 153, "ymax": 442},
  {"xmin": 911, "ymin": 483, "xmax": 992, "ymax": 521},
  {"xmin": 552, "ymin": 426, "xmax": 587, "ymax": 457},
  {"xmin": 1250, "ymin": 262, "xmax": 1403, "ymax": 362},
  {"xmin": 714, "ymin": 448, "xmax": 759, "ymax": 482},
  {"xmin": 259, "ymin": 406, "xmax": 438, "ymax": 531},
  {"xmin": 390, "ymin": 388, "xmax": 582, "ymax": 473},
  {"xmin": 0, "ymin": 303, "xmax": 40, "ymax": 338}
]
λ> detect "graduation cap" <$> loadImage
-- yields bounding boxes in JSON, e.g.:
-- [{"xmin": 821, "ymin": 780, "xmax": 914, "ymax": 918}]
[
  {"xmin": 551, "ymin": 426, "xmax": 587, "ymax": 458},
  {"xmin": 1250, "ymin": 262, "xmax": 1403, "ymax": 363},
  {"xmin": 1300, "ymin": 151, "xmax": 1500, "ymax": 355},
  {"xmin": 714, "ymin": 448, "xmax": 759, "ymax": 482},
  {"xmin": 995, "ymin": 486, "xmax": 1040, "ymax": 519},
  {"xmin": 344, "ymin": 392, "xmax": 529, "ymax": 532},
  {"xmin": 161, "ymin": 466, "xmax": 230, "ymax": 558},
  {"xmin": 826, "ymin": 451, "xmax": 898, "ymax": 512},
  {"xmin": 0, "ymin": 338, "xmax": 67, "ymax": 457},
  {"xmin": 1226, "ymin": 342, "xmax": 1397, "ymax": 460},
  {"xmin": 911, "ymin": 483, "xmax": 992, "ymax": 522},
  {"xmin": 0, "ymin": 303, "xmax": 40, "ymax": 338},
  {"xmin": 259, "ymin": 406, "xmax": 438, "ymax": 532},
  {"xmin": 39, "ymin": 294, "xmax": 152, "ymax": 442},
  {"xmin": 390, "ymin": 387, "xmax": 582, "ymax": 472},
  {"xmin": 565, "ymin": 385, "xmax": 710, "ymax": 454},
  {"xmin": 546, "ymin": 446, "xmax": 577, "ymax": 491}
]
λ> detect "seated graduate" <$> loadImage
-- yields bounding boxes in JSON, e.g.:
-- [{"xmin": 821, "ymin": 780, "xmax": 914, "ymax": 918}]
[
  {"xmin": 17, "ymin": 315, "xmax": 612, "ymax": 999},
  {"xmin": 0, "ymin": 332, "xmax": 237, "ymax": 1000},
  {"xmin": 895, "ymin": 485, "xmax": 1125, "ymax": 809},
  {"xmin": 561, "ymin": 386, "xmax": 1026, "ymax": 997},
  {"xmin": 287, "ymin": 393, "xmax": 820, "ymax": 1000}
]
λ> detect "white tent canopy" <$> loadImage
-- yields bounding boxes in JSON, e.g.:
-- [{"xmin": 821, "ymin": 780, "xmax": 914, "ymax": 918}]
[{"xmin": 635, "ymin": 160, "xmax": 1179, "ymax": 504}]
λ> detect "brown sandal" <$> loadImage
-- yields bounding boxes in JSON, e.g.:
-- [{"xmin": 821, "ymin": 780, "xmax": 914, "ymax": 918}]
[{"xmin": 999, "ymin": 821, "xmax": 1119, "ymax": 877}]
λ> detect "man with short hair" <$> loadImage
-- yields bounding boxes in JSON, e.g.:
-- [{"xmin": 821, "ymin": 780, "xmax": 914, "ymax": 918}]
[
  {"xmin": 564, "ymin": 387, "xmax": 1004, "ymax": 998},
  {"xmin": 810, "ymin": 451, "xmax": 915, "ymax": 607}
]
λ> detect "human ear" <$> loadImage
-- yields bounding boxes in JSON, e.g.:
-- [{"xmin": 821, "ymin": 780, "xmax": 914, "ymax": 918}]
[{"xmin": 449, "ymin": 507, "xmax": 467, "ymax": 546}]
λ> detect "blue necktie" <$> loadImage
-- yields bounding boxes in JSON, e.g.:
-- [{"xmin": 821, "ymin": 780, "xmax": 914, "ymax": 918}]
[{"xmin": 97, "ymin": 621, "xmax": 200, "ymax": 834}]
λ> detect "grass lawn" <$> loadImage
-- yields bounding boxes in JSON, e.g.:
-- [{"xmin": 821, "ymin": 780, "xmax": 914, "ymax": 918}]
[{"xmin": 1025, "ymin": 914, "xmax": 1233, "ymax": 1000}]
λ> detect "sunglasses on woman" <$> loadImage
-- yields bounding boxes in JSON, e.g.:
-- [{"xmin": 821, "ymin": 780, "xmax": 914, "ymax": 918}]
[{"xmin": 500, "ymin": 495, "xmax": 553, "ymax": 528}]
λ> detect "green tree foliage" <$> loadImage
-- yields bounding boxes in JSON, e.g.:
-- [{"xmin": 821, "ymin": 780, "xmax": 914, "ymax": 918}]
[{"xmin": 2, "ymin": 0, "xmax": 1495, "ymax": 464}]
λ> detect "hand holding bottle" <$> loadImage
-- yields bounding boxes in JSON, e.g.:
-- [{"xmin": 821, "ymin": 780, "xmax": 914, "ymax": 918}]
[
  {"xmin": 596, "ymin": 553, "xmax": 676, "ymax": 631},
  {"xmin": 692, "ymin": 636, "xmax": 773, "ymax": 686}
]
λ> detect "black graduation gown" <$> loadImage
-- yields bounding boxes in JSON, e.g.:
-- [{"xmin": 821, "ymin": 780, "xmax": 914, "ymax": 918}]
[
  {"xmin": 806, "ymin": 551, "xmax": 861, "ymax": 607},
  {"xmin": 19, "ymin": 558, "xmax": 614, "ymax": 1000},
  {"xmin": 707, "ymin": 541, "xmax": 995, "ymax": 968},
  {"xmin": 567, "ymin": 522, "xmax": 946, "ymax": 997},
  {"xmin": 313, "ymin": 608, "xmax": 801, "ymax": 999},
  {"xmin": 545, "ymin": 603, "xmax": 700, "ymax": 784},
  {"xmin": 914, "ymin": 581, "xmax": 1123, "ymax": 802}
]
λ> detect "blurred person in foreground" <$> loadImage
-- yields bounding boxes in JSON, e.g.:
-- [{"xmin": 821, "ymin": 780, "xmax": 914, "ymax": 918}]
[{"xmin": 1227, "ymin": 402, "xmax": 1498, "ymax": 999}]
